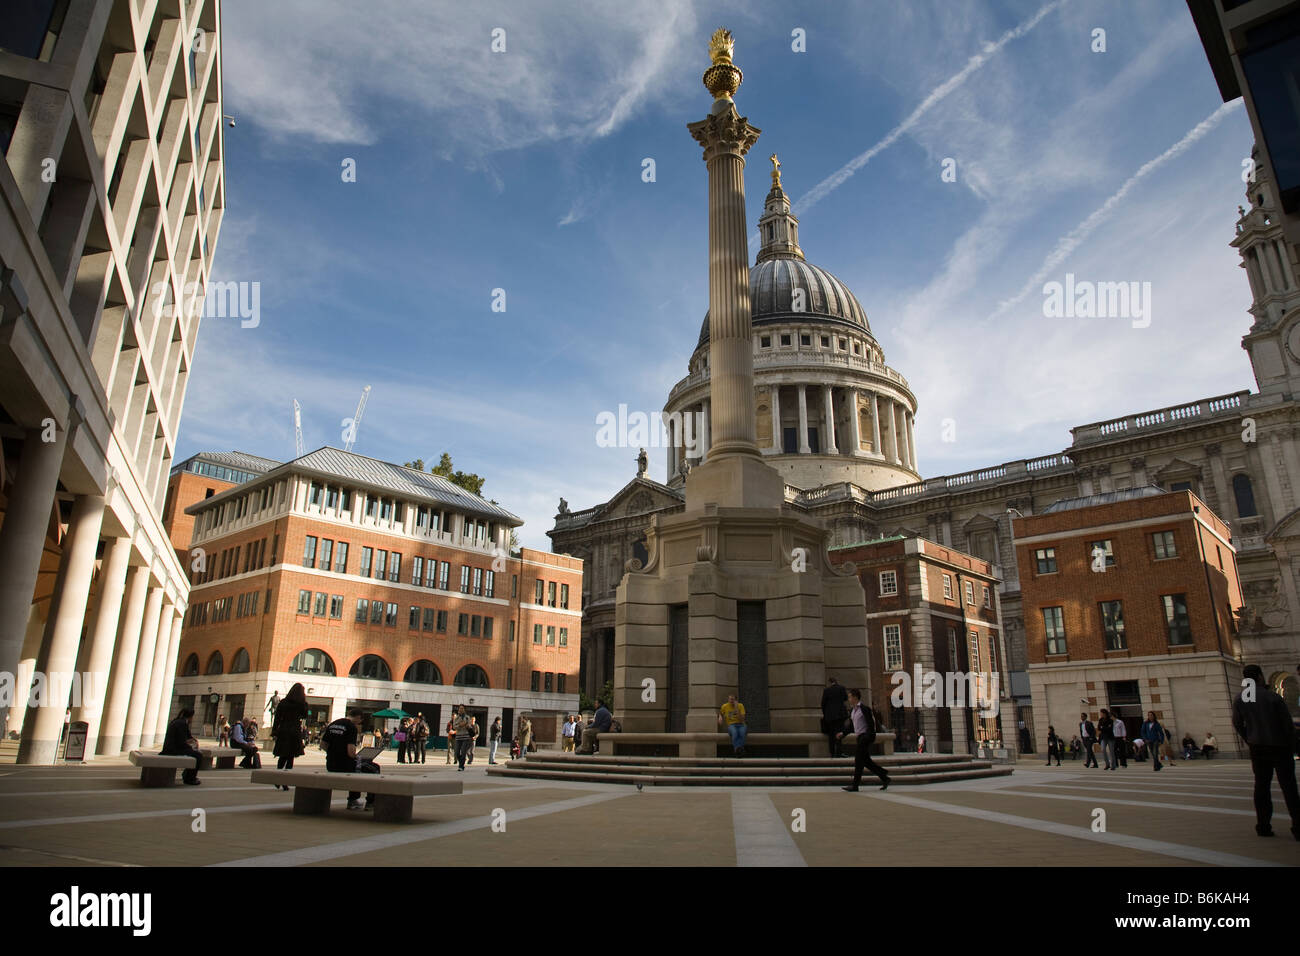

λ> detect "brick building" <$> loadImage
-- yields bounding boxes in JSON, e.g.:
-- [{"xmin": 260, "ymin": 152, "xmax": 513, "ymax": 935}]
[
  {"xmin": 831, "ymin": 536, "xmax": 1014, "ymax": 755},
  {"xmin": 171, "ymin": 447, "xmax": 582, "ymax": 746},
  {"xmin": 162, "ymin": 451, "xmax": 278, "ymax": 570},
  {"xmin": 1014, "ymin": 487, "xmax": 1245, "ymax": 757}
]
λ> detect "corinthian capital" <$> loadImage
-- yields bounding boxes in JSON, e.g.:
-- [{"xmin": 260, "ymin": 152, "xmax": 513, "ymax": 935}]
[{"xmin": 688, "ymin": 106, "xmax": 761, "ymax": 163}]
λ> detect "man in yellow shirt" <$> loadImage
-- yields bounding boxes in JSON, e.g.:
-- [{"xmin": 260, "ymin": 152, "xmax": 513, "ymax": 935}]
[{"xmin": 719, "ymin": 694, "xmax": 747, "ymax": 757}]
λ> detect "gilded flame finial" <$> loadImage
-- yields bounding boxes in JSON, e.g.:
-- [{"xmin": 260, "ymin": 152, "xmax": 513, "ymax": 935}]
[
  {"xmin": 769, "ymin": 153, "xmax": 781, "ymax": 186},
  {"xmin": 703, "ymin": 28, "xmax": 742, "ymax": 101}
]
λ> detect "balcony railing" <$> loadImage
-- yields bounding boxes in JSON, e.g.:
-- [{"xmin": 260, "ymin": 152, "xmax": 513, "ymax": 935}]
[{"xmin": 1071, "ymin": 391, "xmax": 1248, "ymax": 446}]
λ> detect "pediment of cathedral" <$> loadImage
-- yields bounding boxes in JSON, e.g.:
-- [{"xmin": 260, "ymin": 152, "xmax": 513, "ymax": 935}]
[
  {"xmin": 1152, "ymin": 457, "xmax": 1202, "ymax": 481},
  {"xmin": 597, "ymin": 477, "xmax": 683, "ymax": 522}
]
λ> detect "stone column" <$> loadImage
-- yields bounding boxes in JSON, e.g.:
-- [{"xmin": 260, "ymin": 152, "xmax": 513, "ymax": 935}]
[
  {"xmin": 0, "ymin": 425, "xmax": 68, "ymax": 730},
  {"xmin": 71, "ymin": 535, "xmax": 133, "ymax": 755},
  {"xmin": 870, "ymin": 392, "xmax": 882, "ymax": 455},
  {"xmin": 848, "ymin": 388, "xmax": 861, "ymax": 455},
  {"xmin": 139, "ymin": 601, "xmax": 177, "ymax": 748},
  {"xmin": 121, "ymin": 582, "xmax": 165, "ymax": 753},
  {"xmin": 687, "ymin": 92, "xmax": 761, "ymax": 461},
  {"xmin": 153, "ymin": 608, "xmax": 185, "ymax": 742},
  {"xmin": 898, "ymin": 407, "xmax": 912, "ymax": 470},
  {"xmin": 797, "ymin": 385, "xmax": 810, "ymax": 453},
  {"xmin": 769, "ymin": 386, "xmax": 781, "ymax": 453},
  {"xmin": 98, "ymin": 563, "xmax": 150, "ymax": 754},
  {"xmin": 17, "ymin": 494, "xmax": 106, "ymax": 764},
  {"xmin": 701, "ymin": 399, "xmax": 711, "ymax": 459},
  {"xmin": 822, "ymin": 385, "xmax": 838, "ymax": 454}
]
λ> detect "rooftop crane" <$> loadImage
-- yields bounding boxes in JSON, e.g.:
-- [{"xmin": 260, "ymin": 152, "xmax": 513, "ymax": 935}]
[{"xmin": 344, "ymin": 385, "xmax": 371, "ymax": 453}]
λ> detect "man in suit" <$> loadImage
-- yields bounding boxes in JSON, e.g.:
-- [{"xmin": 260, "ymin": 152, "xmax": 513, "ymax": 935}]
[
  {"xmin": 837, "ymin": 689, "xmax": 890, "ymax": 791},
  {"xmin": 160, "ymin": 707, "xmax": 203, "ymax": 786},
  {"xmin": 1079, "ymin": 712, "xmax": 1098, "ymax": 768},
  {"xmin": 821, "ymin": 677, "xmax": 849, "ymax": 757}
]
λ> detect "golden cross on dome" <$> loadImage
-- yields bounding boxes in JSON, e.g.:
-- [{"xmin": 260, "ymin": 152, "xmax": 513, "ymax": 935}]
[{"xmin": 769, "ymin": 153, "xmax": 782, "ymax": 184}]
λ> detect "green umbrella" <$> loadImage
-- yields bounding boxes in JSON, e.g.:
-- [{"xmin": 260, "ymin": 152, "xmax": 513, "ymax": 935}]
[{"xmin": 370, "ymin": 708, "xmax": 413, "ymax": 719}]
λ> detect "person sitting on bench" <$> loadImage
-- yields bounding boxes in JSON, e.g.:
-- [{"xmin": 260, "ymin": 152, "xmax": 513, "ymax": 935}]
[
  {"xmin": 1182, "ymin": 734, "xmax": 1197, "ymax": 759},
  {"xmin": 1202, "ymin": 731, "xmax": 1217, "ymax": 759},
  {"xmin": 160, "ymin": 706, "xmax": 203, "ymax": 786},
  {"xmin": 230, "ymin": 716, "xmax": 261, "ymax": 768},
  {"xmin": 577, "ymin": 700, "xmax": 612, "ymax": 754},
  {"xmin": 323, "ymin": 709, "xmax": 377, "ymax": 811}
]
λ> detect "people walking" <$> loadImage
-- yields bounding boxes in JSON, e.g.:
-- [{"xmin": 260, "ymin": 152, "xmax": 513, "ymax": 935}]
[
  {"xmin": 395, "ymin": 717, "xmax": 409, "ymax": 764},
  {"xmin": 1079, "ymin": 713, "xmax": 1098, "ymax": 768},
  {"xmin": 216, "ymin": 714, "xmax": 230, "ymax": 747},
  {"xmin": 160, "ymin": 707, "xmax": 203, "ymax": 786},
  {"xmin": 1098, "ymin": 709, "xmax": 1116, "ymax": 770},
  {"xmin": 719, "ymin": 694, "xmax": 747, "ymax": 757},
  {"xmin": 445, "ymin": 716, "xmax": 456, "ymax": 765},
  {"xmin": 323, "ymin": 709, "xmax": 377, "ymax": 811},
  {"xmin": 466, "ymin": 715, "xmax": 478, "ymax": 764},
  {"xmin": 453, "ymin": 705, "xmax": 475, "ymax": 771},
  {"xmin": 1113, "ymin": 714, "xmax": 1128, "ymax": 768},
  {"xmin": 519, "ymin": 714, "xmax": 534, "ymax": 756},
  {"xmin": 837, "ymin": 688, "xmax": 890, "ymax": 791},
  {"xmin": 489, "ymin": 716, "xmax": 502, "ymax": 764},
  {"xmin": 1139, "ymin": 711, "xmax": 1166, "ymax": 773},
  {"xmin": 271, "ymin": 683, "xmax": 308, "ymax": 789},
  {"xmin": 821, "ymin": 677, "xmax": 849, "ymax": 757},
  {"xmin": 1046, "ymin": 726, "xmax": 1062, "ymax": 766},
  {"xmin": 1161, "ymin": 725, "xmax": 1177, "ymax": 766},
  {"xmin": 1233, "ymin": 664, "xmax": 1300, "ymax": 839},
  {"xmin": 413, "ymin": 713, "xmax": 429, "ymax": 763},
  {"xmin": 561, "ymin": 715, "xmax": 576, "ymax": 753}
]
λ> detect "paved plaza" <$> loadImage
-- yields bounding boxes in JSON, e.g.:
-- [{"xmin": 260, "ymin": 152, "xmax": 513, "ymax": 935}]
[{"xmin": 0, "ymin": 746, "xmax": 1295, "ymax": 867}]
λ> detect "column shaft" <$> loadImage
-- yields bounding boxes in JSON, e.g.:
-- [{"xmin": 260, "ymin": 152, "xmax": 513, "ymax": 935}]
[
  {"xmin": 701, "ymin": 399, "xmax": 711, "ymax": 459},
  {"xmin": 769, "ymin": 386, "xmax": 781, "ymax": 453},
  {"xmin": 152, "ymin": 611, "xmax": 185, "ymax": 742},
  {"xmin": 823, "ymin": 385, "xmax": 838, "ymax": 453},
  {"xmin": 140, "ymin": 602, "xmax": 177, "ymax": 747},
  {"xmin": 848, "ymin": 388, "xmax": 862, "ymax": 454},
  {"xmin": 17, "ymin": 494, "xmax": 106, "ymax": 764},
  {"xmin": 71, "ymin": 535, "xmax": 133, "ymax": 755},
  {"xmin": 797, "ymin": 385, "xmax": 810, "ymax": 453},
  {"xmin": 98, "ymin": 564, "xmax": 150, "ymax": 754},
  {"xmin": 870, "ymin": 392, "xmax": 882, "ymax": 454},
  {"xmin": 122, "ymin": 583, "xmax": 165, "ymax": 753}
]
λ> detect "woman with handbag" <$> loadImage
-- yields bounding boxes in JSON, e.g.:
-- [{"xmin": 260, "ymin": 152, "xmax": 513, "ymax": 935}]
[
  {"xmin": 271, "ymin": 683, "xmax": 308, "ymax": 789},
  {"xmin": 395, "ymin": 717, "xmax": 409, "ymax": 763}
]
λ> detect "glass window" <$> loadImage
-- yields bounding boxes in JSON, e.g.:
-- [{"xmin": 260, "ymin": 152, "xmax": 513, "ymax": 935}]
[
  {"xmin": 544, "ymin": 672, "xmax": 554, "ymax": 693},
  {"xmin": 548, "ymin": 582, "xmax": 557, "ymax": 607},
  {"xmin": 942, "ymin": 574, "xmax": 952, "ymax": 599},
  {"xmin": 376, "ymin": 550, "xmax": 388, "ymax": 579},
  {"xmin": 471, "ymin": 615, "xmax": 481, "ymax": 637},
  {"xmin": 230, "ymin": 648, "xmax": 250, "ymax": 673},
  {"xmin": 534, "ymin": 624, "xmax": 542, "ymax": 644},
  {"xmin": 297, "ymin": 589, "xmax": 311, "ymax": 614},
  {"xmin": 385, "ymin": 602, "xmax": 397, "ymax": 627},
  {"xmin": 412, "ymin": 556, "xmax": 424, "ymax": 586},
  {"xmin": 389, "ymin": 552, "xmax": 401, "ymax": 582},
  {"xmin": 439, "ymin": 561, "xmax": 450, "ymax": 590},
  {"xmin": 879, "ymin": 570, "xmax": 897, "ymax": 596},
  {"xmin": 964, "ymin": 581, "xmax": 974, "ymax": 605},
  {"xmin": 473, "ymin": 567, "xmax": 483, "ymax": 595},
  {"xmin": 330, "ymin": 594, "xmax": 343, "ymax": 619},
  {"xmin": 560, "ymin": 583, "xmax": 569, "ymax": 609},
  {"xmin": 404, "ymin": 660, "xmax": 442, "ymax": 684},
  {"xmin": 205, "ymin": 651, "xmax": 223, "ymax": 675},
  {"xmin": 319, "ymin": 539, "xmax": 333, "ymax": 571},
  {"xmin": 982, "ymin": 586, "xmax": 991, "ymax": 609},
  {"xmin": 1035, "ymin": 548, "xmax": 1057, "ymax": 574},
  {"xmin": 484, "ymin": 618, "xmax": 493, "ymax": 639},
  {"xmin": 454, "ymin": 665, "xmax": 489, "ymax": 688},
  {"xmin": 350, "ymin": 654, "xmax": 391, "ymax": 680},
  {"xmin": 559, "ymin": 627, "xmax": 568, "ymax": 646},
  {"xmin": 359, "ymin": 547, "xmax": 372, "ymax": 577},
  {"xmin": 437, "ymin": 610, "xmax": 448, "ymax": 633},
  {"xmin": 535, "ymin": 580, "xmax": 544, "ymax": 604},
  {"xmin": 461, "ymin": 566, "xmax": 471, "ymax": 593},
  {"xmin": 289, "ymin": 648, "xmax": 335, "ymax": 675},
  {"xmin": 547, "ymin": 625, "xmax": 556, "ymax": 645},
  {"xmin": 303, "ymin": 536, "xmax": 317, "ymax": 568},
  {"xmin": 423, "ymin": 607, "xmax": 435, "ymax": 631},
  {"xmin": 1043, "ymin": 607, "xmax": 1066, "ymax": 655},
  {"xmin": 1089, "ymin": 539, "xmax": 1115, "ymax": 569},
  {"xmin": 883, "ymin": 624, "xmax": 902, "ymax": 670},
  {"xmin": 458, "ymin": 613, "xmax": 469, "ymax": 635},
  {"xmin": 1153, "ymin": 531, "xmax": 1177, "ymax": 560},
  {"xmin": 531, "ymin": 670, "xmax": 541, "ymax": 692},
  {"xmin": 1163, "ymin": 594, "xmax": 1192, "ymax": 645},
  {"xmin": 313, "ymin": 592, "xmax": 327, "ymax": 616},
  {"xmin": 409, "ymin": 606, "xmax": 420, "ymax": 629},
  {"xmin": 356, "ymin": 598, "xmax": 369, "ymax": 622},
  {"xmin": 1100, "ymin": 600, "xmax": 1126, "ymax": 650},
  {"xmin": 486, "ymin": 570, "xmax": 495, "ymax": 598},
  {"xmin": 1233, "ymin": 474, "xmax": 1258, "ymax": 518},
  {"xmin": 371, "ymin": 601, "xmax": 383, "ymax": 625}
]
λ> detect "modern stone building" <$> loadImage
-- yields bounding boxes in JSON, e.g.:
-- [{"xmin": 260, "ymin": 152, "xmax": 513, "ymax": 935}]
[
  {"xmin": 174, "ymin": 447, "xmax": 582, "ymax": 747},
  {"xmin": 0, "ymin": 0, "xmax": 226, "ymax": 761},
  {"xmin": 554, "ymin": 79, "xmax": 1300, "ymax": 738},
  {"xmin": 1016, "ymin": 488, "xmax": 1246, "ymax": 757}
]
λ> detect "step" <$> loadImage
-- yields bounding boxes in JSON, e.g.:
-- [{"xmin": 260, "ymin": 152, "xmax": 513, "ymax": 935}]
[
  {"xmin": 513, "ymin": 753, "xmax": 974, "ymax": 769},
  {"xmin": 485, "ymin": 765, "xmax": 1013, "ymax": 787},
  {"xmin": 495, "ymin": 758, "xmax": 998, "ymax": 777}
]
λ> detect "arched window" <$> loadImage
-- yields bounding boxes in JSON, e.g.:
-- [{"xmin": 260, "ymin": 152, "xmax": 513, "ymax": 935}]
[
  {"xmin": 230, "ymin": 648, "xmax": 251, "ymax": 673},
  {"xmin": 404, "ymin": 660, "xmax": 443, "ymax": 684},
  {"xmin": 1233, "ymin": 473, "xmax": 1258, "ymax": 518},
  {"xmin": 204, "ymin": 651, "xmax": 223, "ymax": 675},
  {"xmin": 453, "ymin": 664, "xmax": 490, "ymax": 688},
  {"xmin": 181, "ymin": 653, "xmax": 200, "ymax": 676},
  {"xmin": 350, "ymin": 654, "xmax": 391, "ymax": 681},
  {"xmin": 289, "ymin": 648, "xmax": 335, "ymax": 676}
]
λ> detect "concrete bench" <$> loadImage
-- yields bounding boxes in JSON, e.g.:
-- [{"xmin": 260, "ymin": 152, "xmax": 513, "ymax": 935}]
[
  {"xmin": 249, "ymin": 769, "xmax": 463, "ymax": 823},
  {"xmin": 199, "ymin": 747, "xmax": 246, "ymax": 770},
  {"xmin": 128, "ymin": 750, "xmax": 201, "ymax": 787}
]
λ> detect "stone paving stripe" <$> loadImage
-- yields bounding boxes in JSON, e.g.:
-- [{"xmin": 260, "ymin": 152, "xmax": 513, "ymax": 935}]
[
  {"xmin": 0, "ymin": 800, "xmax": 294, "ymax": 830},
  {"xmin": 875, "ymin": 792, "xmax": 1284, "ymax": 867},
  {"xmin": 211, "ymin": 790, "xmax": 627, "ymax": 867},
  {"xmin": 1032, "ymin": 782, "xmax": 1251, "ymax": 800},
  {"xmin": 731, "ymin": 791, "xmax": 806, "ymax": 868},
  {"xmin": 993, "ymin": 788, "xmax": 1255, "ymax": 816},
  {"xmin": 0, "ymin": 785, "xmax": 269, "ymax": 799}
]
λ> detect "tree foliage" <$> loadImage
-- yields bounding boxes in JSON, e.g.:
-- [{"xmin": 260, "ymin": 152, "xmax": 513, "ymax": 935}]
[{"xmin": 405, "ymin": 452, "xmax": 486, "ymax": 496}]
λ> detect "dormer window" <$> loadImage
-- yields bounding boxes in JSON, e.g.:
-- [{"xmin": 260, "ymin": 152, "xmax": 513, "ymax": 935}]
[
  {"xmin": 780, "ymin": 333, "xmax": 791, "ymax": 346},
  {"xmin": 760, "ymin": 335, "xmax": 771, "ymax": 348},
  {"xmin": 799, "ymin": 334, "xmax": 810, "ymax": 347}
]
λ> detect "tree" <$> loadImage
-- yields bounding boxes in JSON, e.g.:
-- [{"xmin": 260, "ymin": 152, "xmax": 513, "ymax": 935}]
[
  {"xmin": 579, "ymin": 679, "xmax": 615, "ymax": 715},
  {"xmin": 405, "ymin": 452, "xmax": 486, "ymax": 496}
]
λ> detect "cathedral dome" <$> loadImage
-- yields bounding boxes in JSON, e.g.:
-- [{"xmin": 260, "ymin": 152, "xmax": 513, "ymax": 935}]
[{"xmin": 697, "ymin": 257, "xmax": 870, "ymax": 349}]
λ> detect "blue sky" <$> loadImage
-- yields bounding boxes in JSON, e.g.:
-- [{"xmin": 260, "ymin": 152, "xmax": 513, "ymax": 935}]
[{"xmin": 179, "ymin": 0, "xmax": 1258, "ymax": 549}]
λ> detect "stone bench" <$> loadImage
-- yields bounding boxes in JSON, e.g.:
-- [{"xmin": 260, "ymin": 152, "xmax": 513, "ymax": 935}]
[
  {"xmin": 199, "ymin": 747, "xmax": 245, "ymax": 770},
  {"xmin": 128, "ymin": 750, "xmax": 202, "ymax": 787},
  {"xmin": 249, "ymin": 769, "xmax": 463, "ymax": 823}
]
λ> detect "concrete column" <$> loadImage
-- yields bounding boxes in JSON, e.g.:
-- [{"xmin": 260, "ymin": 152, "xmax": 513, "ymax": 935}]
[
  {"xmin": 71, "ymin": 535, "xmax": 133, "ymax": 754},
  {"xmin": 890, "ymin": 401, "xmax": 903, "ymax": 465},
  {"xmin": 139, "ymin": 601, "xmax": 177, "ymax": 748},
  {"xmin": 121, "ymin": 583, "xmax": 165, "ymax": 753},
  {"xmin": 897, "ymin": 407, "xmax": 911, "ymax": 470},
  {"xmin": 848, "ymin": 388, "xmax": 861, "ymax": 455},
  {"xmin": 769, "ymin": 386, "xmax": 781, "ymax": 453},
  {"xmin": 153, "ymin": 611, "xmax": 185, "ymax": 742},
  {"xmin": 822, "ymin": 385, "xmax": 838, "ymax": 453},
  {"xmin": 797, "ymin": 385, "xmax": 811, "ymax": 453},
  {"xmin": 870, "ymin": 392, "xmax": 882, "ymax": 455},
  {"xmin": 7, "ymin": 608, "xmax": 46, "ymax": 738},
  {"xmin": 909, "ymin": 414, "xmax": 918, "ymax": 470},
  {"xmin": 17, "ymin": 494, "xmax": 106, "ymax": 764},
  {"xmin": 701, "ymin": 399, "xmax": 711, "ymax": 459},
  {"xmin": 0, "ymin": 425, "xmax": 68, "ymax": 729},
  {"xmin": 97, "ymin": 563, "xmax": 150, "ymax": 754}
]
